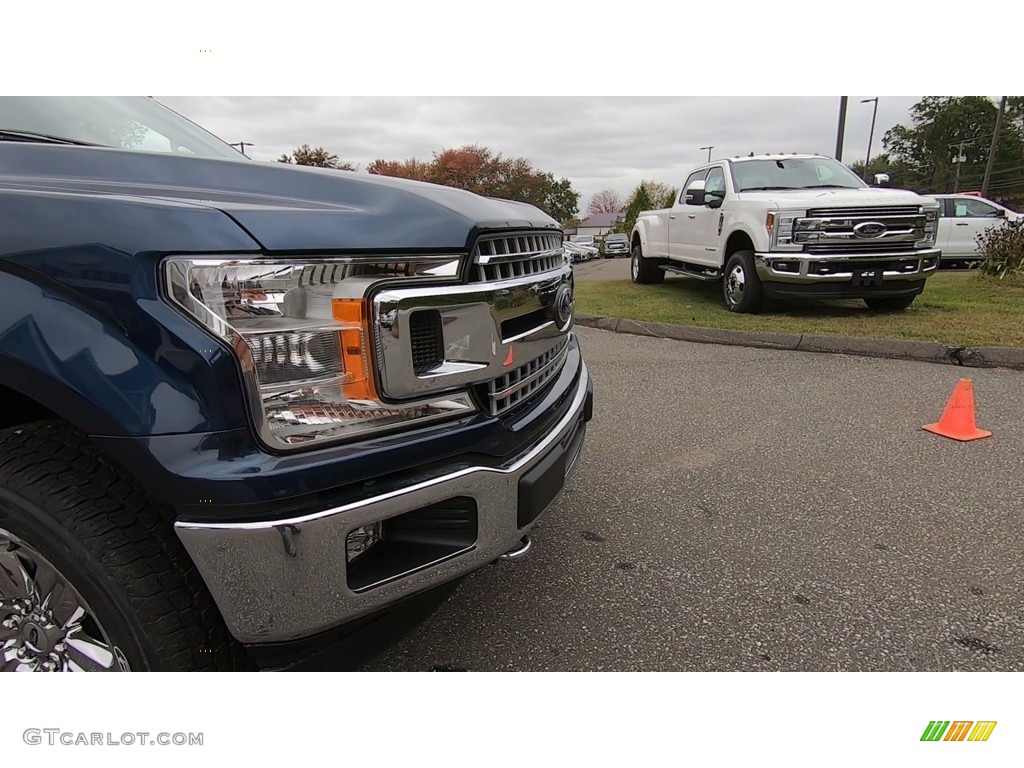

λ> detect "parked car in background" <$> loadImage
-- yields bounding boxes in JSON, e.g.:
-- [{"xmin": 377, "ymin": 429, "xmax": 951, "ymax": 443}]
[
  {"xmin": 570, "ymin": 234, "xmax": 597, "ymax": 250},
  {"xmin": 603, "ymin": 233, "xmax": 630, "ymax": 258},
  {"xmin": 563, "ymin": 241, "xmax": 594, "ymax": 263},
  {"xmin": 630, "ymin": 153, "xmax": 942, "ymax": 313},
  {"xmin": 565, "ymin": 239, "xmax": 598, "ymax": 262},
  {"xmin": 932, "ymin": 194, "xmax": 1022, "ymax": 268}
]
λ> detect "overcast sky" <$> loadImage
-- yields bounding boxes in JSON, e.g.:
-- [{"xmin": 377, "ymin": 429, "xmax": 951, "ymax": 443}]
[{"xmin": 157, "ymin": 96, "xmax": 921, "ymax": 217}]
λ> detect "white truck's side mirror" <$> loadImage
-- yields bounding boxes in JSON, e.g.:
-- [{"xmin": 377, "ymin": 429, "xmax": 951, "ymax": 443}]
[{"xmin": 873, "ymin": 173, "xmax": 890, "ymax": 186}]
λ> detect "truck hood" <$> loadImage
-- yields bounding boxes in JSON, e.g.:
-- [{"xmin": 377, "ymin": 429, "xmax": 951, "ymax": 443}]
[
  {"xmin": 734, "ymin": 187, "xmax": 935, "ymax": 210},
  {"xmin": 0, "ymin": 145, "xmax": 560, "ymax": 251}
]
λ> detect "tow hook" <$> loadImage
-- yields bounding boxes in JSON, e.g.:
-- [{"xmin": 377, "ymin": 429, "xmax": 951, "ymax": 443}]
[{"xmin": 498, "ymin": 535, "xmax": 532, "ymax": 562}]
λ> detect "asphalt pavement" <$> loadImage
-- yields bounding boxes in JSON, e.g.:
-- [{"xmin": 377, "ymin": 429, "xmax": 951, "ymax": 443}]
[
  {"xmin": 364, "ymin": 326, "xmax": 1024, "ymax": 671},
  {"xmin": 572, "ymin": 256, "xmax": 633, "ymax": 281}
]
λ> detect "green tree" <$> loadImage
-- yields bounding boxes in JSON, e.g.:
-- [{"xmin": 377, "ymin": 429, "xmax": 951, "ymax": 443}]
[
  {"xmin": 617, "ymin": 181, "xmax": 656, "ymax": 236},
  {"xmin": 278, "ymin": 144, "xmax": 358, "ymax": 170},
  {"xmin": 881, "ymin": 97, "xmax": 1024, "ymax": 195}
]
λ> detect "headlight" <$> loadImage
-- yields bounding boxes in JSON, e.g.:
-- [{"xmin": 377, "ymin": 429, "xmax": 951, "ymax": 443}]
[
  {"xmin": 164, "ymin": 256, "xmax": 476, "ymax": 449},
  {"xmin": 768, "ymin": 210, "xmax": 802, "ymax": 251},
  {"xmin": 918, "ymin": 207, "xmax": 939, "ymax": 247}
]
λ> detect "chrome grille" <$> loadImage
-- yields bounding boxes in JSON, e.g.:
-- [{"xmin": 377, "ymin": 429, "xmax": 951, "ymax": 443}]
[
  {"xmin": 471, "ymin": 232, "xmax": 565, "ymax": 283},
  {"xmin": 807, "ymin": 206, "xmax": 921, "ymax": 218},
  {"xmin": 806, "ymin": 241, "xmax": 918, "ymax": 254},
  {"xmin": 797, "ymin": 205, "xmax": 926, "ymax": 254},
  {"xmin": 485, "ymin": 337, "xmax": 569, "ymax": 417}
]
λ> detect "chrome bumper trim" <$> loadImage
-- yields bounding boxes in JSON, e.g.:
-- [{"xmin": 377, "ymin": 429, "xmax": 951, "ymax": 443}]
[
  {"xmin": 174, "ymin": 359, "xmax": 590, "ymax": 645},
  {"xmin": 755, "ymin": 248, "xmax": 941, "ymax": 284}
]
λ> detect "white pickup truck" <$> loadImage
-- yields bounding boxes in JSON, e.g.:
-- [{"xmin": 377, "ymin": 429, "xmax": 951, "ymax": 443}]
[{"xmin": 629, "ymin": 154, "xmax": 943, "ymax": 313}]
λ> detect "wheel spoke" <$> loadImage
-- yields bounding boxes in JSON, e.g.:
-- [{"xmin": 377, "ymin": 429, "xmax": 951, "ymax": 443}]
[
  {"xmin": 65, "ymin": 636, "xmax": 115, "ymax": 671},
  {"xmin": 65, "ymin": 627, "xmax": 116, "ymax": 670},
  {"xmin": 0, "ymin": 545, "xmax": 33, "ymax": 600},
  {"xmin": 61, "ymin": 605, "xmax": 86, "ymax": 632},
  {"xmin": 32, "ymin": 561, "xmax": 61, "ymax": 609},
  {"xmin": 44, "ymin": 580, "xmax": 79, "ymax": 628}
]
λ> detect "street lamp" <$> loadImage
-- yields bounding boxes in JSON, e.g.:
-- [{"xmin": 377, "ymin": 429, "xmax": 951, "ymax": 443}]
[
  {"xmin": 700, "ymin": 146, "xmax": 714, "ymax": 163},
  {"xmin": 860, "ymin": 98, "xmax": 879, "ymax": 175}
]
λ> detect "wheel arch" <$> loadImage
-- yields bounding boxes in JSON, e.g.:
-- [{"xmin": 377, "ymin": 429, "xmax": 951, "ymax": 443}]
[{"xmin": 725, "ymin": 229, "xmax": 756, "ymax": 259}]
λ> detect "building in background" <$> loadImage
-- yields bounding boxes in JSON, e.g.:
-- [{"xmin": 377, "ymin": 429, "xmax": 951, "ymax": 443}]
[{"xmin": 575, "ymin": 210, "xmax": 624, "ymax": 238}]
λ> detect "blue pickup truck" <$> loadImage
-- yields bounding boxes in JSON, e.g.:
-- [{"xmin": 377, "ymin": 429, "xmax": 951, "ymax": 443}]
[{"xmin": 0, "ymin": 97, "xmax": 592, "ymax": 672}]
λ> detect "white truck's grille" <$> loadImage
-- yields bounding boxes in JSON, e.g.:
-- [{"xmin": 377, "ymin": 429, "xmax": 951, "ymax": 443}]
[{"xmin": 797, "ymin": 206, "xmax": 926, "ymax": 254}]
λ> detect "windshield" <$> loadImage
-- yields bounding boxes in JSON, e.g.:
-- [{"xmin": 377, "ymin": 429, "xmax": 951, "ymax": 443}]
[
  {"xmin": 730, "ymin": 157, "xmax": 867, "ymax": 192},
  {"xmin": 0, "ymin": 97, "xmax": 246, "ymax": 161},
  {"xmin": 606, "ymin": 234, "xmax": 628, "ymax": 242}
]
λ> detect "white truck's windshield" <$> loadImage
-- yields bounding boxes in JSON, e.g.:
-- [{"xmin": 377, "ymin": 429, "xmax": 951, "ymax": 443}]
[
  {"xmin": 0, "ymin": 96, "xmax": 245, "ymax": 161},
  {"xmin": 731, "ymin": 157, "xmax": 867, "ymax": 192}
]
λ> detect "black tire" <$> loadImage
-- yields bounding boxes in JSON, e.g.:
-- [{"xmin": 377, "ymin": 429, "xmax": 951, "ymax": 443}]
[
  {"xmin": 0, "ymin": 421, "xmax": 247, "ymax": 672},
  {"xmin": 864, "ymin": 295, "xmax": 917, "ymax": 311},
  {"xmin": 722, "ymin": 250, "xmax": 763, "ymax": 313},
  {"xmin": 630, "ymin": 243, "xmax": 664, "ymax": 284}
]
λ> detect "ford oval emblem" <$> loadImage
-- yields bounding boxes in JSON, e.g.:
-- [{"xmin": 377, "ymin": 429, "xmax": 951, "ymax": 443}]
[
  {"xmin": 853, "ymin": 221, "xmax": 887, "ymax": 238},
  {"xmin": 553, "ymin": 282, "xmax": 575, "ymax": 331}
]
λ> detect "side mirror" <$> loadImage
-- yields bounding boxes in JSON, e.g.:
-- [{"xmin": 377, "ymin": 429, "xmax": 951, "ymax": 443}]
[
  {"xmin": 706, "ymin": 189, "xmax": 726, "ymax": 209},
  {"xmin": 685, "ymin": 180, "xmax": 707, "ymax": 206},
  {"xmin": 873, "ymin": 173, "xmax": 890, "ymax": 186},
  {"xmin": 995, "ymin": 208, "xmax": 1006, "ymax": 218}
]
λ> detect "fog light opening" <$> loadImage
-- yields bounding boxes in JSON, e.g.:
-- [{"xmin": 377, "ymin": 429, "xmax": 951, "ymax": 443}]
[{"xmin": 346, "ymin": 523, "xmax": 384, "ymax": 563}]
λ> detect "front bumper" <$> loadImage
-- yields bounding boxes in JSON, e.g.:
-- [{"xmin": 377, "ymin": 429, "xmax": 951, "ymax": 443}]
[
  {"xmin": 755, "ymin": 249, "xmax": 940, "ymax": 299},
  {"xmin": 755, "ymin": 248, "xmax": 941, "ymax": 284},
  {"xmin": 174, "ymin": 359, "xmax": 592, "ymax": 645}
]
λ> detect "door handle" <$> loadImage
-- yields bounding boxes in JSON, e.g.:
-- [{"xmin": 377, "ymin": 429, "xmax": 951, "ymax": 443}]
[
  {"xmin": 955, "ymin": 223, "xmax": 969, "ymax": 226},
  {"xmin": 687, "ymin": 215, "xmax": 696, "ymax": 219},
  {"xmin": 669, "ymin": 215, "xmax": 676, "ymax": 220}
]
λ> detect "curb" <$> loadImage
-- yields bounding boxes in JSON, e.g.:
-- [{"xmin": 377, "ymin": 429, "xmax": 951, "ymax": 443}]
[{"xmin": 574, "ymin": 314, "xmax": 1024, "ymax": 371}]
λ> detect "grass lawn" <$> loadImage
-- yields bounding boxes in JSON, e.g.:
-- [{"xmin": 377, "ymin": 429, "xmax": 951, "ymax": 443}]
[{"xmin": 574, "ymin": 271, "xmax": 1024, "ymax": 348}]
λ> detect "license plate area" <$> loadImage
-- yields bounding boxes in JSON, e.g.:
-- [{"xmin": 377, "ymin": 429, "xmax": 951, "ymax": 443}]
[{"xmin": 852, "ymin": 268, "xmax": 885, "ymax": 287}]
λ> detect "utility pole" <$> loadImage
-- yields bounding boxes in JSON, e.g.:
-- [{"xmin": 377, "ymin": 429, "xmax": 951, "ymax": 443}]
[
  {"xmin": 982, "ymin": 96, "xmax": 1008, "ymax": 198},
  {"xmin": 700, "ymin": 146, "xmax": 714, "ymax": 162},
  {"xmin": 229, "ymin": 141, "xmax": 255, "ymax": 157},
  {"xmin": 861, "ymin": 97, "xmax": 879, "ymax": 172},
  {"xmin": 950, "ymin": 141, "xmax": 968, "ymax": 193},
  {"xmin": 835, "ymin": 97, "xmax": 848, "ymax": 161}
]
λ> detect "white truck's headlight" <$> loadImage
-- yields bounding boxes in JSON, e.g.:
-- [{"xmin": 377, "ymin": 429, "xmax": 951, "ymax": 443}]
[
  {"xmin": 918, "ymin": 207, "xmax": 939, "ymax": 247},
  {"xmin": 767, "ymin": 211, "xmax": 803, "ymax": 251},
  {"xmin": 163, "ymin": 257, "xmax": 476, "ymax": 449}
]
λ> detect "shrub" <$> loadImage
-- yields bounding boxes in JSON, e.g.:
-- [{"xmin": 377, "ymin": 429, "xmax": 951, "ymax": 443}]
[{"xmin": 976, "ymin": 217, "xmax": 1024, "ymax": 278}]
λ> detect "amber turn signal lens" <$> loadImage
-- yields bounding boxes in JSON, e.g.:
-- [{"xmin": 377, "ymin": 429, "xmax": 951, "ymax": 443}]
[{"xmin": 332, "ymin": 298, "xmax": 377, "ymax": 401}]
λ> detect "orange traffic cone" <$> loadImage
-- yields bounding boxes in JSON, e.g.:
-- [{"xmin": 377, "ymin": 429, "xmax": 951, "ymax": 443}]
[{"xmin": 923, "ymin": 379, "xmax": 992, "ymax": 441}]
